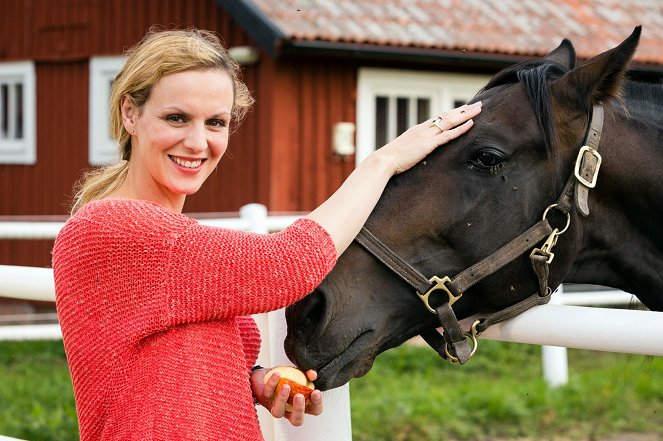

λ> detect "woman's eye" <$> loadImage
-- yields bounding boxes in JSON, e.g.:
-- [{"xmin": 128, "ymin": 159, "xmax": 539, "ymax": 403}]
[
  {"xmin": 166, "ymin": 115, "xmax": 185, "ymax": 123},
  {"xmin": 208, "ymin": 119, "xmax": 227, "ymax": 128}
]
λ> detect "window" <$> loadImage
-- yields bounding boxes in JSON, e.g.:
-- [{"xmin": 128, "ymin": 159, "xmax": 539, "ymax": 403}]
[
  {"xmin": 0, "ymin": 61, "xmax": 36, "ymax": 164},
  {"xmin": 89, "ymin": 56, "xmax": 125, "ymax": 165},
  {"xmin": 356, "ymin": 68, "xmax": 490, "ymax": 165}
]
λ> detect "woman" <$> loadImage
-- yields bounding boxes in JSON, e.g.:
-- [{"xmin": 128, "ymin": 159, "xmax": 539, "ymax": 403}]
[{"xmin": 52, "ymin": 28, "xmax": 481, "ymax": 440}]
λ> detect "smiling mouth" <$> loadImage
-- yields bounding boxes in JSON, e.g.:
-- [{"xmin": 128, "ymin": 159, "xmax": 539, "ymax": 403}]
[{"xmin": 169, "ymin": 155, "xmax": 206, "ymax": 169}]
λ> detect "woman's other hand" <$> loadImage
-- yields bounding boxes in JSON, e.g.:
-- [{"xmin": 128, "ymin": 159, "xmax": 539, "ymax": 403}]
[
  {"xmin": 304, "ymin": 100, "xmax": 481, "ymax": 256},
  {"xmin": 250, "ymin": 367, "xmax": 323, "ymax": 426}
]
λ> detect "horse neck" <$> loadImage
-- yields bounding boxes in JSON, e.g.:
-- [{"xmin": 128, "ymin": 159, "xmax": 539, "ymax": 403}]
[{"xmin": 566, "ymin": 101, "xmax": 663, "ymax": 308}]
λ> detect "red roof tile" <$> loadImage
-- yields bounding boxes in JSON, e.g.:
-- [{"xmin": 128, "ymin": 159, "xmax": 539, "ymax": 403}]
[{"xmin": 249, "ymin": 0, "xmax": 663, "ymax": 64}]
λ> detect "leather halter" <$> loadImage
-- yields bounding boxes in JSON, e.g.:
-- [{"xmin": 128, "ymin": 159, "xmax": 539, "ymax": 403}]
[{"xmin": 355, "ymin": 104, "xmax": 605, "ymax": 364}]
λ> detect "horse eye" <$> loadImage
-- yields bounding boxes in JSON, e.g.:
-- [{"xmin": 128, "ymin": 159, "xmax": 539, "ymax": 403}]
[{"xmin": 468, "ymin": 149, "xmax": 503, "ymax": 169}]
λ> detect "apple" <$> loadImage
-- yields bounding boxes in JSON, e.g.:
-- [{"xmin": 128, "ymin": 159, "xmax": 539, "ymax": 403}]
[{"xmin": 263, "ymin": 366, "xmax": 315, "ymax": 408}]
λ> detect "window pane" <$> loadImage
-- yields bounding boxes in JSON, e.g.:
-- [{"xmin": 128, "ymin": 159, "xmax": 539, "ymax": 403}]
[
  {"xmin": 0, "ymin": 62, "xmax": 36, "ymax": 164},
  {"xmin": 1, "ymin": 84, "xmax": 7, "ymax": 139},
  {"xmin": 396, "ymin": 97, "xmax": 409, "ymax": 136},
  {"xmin": 375, "ymin": 96, "xmax": 388, "ymax": 149},
  {"xmin": 15, "ymin": 83, "xmax": 23, "ymax": 139},
  {"xmin": 417, "ymin": 98, "xmax": 430, "ymax": 123}
]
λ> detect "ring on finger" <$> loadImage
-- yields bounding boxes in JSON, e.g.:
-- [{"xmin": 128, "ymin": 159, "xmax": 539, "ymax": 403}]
[{"xmin": 430, "ymin": 118, "xmax": 444, "ymax": 132}]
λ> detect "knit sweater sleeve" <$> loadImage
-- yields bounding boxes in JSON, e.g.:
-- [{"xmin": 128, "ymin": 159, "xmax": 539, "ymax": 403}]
[
  {"xmin": 54, "ymin": 199, "xmax": 336, "ymax": 342},
  {"xmin": 165, "ymin": 211, "xmax": 337, "ymax": 325}
]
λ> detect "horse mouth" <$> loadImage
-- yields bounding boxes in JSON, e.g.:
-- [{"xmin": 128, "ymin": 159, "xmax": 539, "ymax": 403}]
[{"xmin": 316, "ymin": 330, "xmax": 377, "ymax": 390}]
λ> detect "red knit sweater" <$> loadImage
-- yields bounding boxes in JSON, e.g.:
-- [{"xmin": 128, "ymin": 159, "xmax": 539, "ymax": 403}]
[{"xmin": 52, "ymin": 199, "xmax": 337, "ymax": 441}]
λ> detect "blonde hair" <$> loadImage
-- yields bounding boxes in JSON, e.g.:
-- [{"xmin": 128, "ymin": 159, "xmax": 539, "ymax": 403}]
[{"xmin": 71, "ymin": 28, "xmax": 254, "ymax": 214}]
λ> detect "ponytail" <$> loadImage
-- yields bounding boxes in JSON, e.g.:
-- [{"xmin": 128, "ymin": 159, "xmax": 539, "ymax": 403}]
[{"xmin": 70, "ymin": 160, "xmax": 130, "ymax": 214}]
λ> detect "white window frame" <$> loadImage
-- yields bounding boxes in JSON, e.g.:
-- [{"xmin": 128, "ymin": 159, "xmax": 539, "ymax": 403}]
[
  {"xmin": 89, "ymin": 56, "xmax": 125, "ymax": 165},
  {"xmin": 356, "ymin": 68, "xmax": 490, "ymax": 165},
  {"xmin": 0, "ymin": 61, "xmax": 36, "ymax": 165}
]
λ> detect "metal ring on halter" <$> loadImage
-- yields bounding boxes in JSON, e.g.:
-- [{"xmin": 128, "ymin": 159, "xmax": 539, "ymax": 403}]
[
  {"xmin": 430, "ymin": 118, "xmax": 445, "ymax": 132},
  {"xmin": 542, "ymin": 203, "xmax": 571, "ymax": 235},
  {"xmin": 444, "ymin": 320, "xmax": 480, "ymax": 364}
]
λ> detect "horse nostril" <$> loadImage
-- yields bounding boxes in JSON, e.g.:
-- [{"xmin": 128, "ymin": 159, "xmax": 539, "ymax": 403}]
[
  {"xmin": 306, "ymin": 292, "xmax": 329, "ymax": 336},
  {"xmin": 286, "ymin": 289, "xmax": 329, "ymax": 340},
  {"xmin": 285, "ymin": 289, "xmax": 331, "ymax": 367}
]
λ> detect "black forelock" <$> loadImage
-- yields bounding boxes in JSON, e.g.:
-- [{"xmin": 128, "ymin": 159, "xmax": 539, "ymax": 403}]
[{"xmin": 478, "ymin": 59, "xmax": 569, "ymax": 156}]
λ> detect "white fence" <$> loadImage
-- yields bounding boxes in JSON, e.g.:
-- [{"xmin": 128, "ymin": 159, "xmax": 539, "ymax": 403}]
[{"xmin": 2, "ymin": 203, "xmax": 663, "ymax": 440}]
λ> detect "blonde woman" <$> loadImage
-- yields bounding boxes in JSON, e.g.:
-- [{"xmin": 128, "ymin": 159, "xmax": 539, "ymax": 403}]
[{"xmin": 52, "ymin": 28, "xmax": 481, "ymax": 440}]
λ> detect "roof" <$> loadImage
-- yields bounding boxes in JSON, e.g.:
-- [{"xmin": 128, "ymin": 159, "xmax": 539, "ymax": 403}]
[{"xmin": 217, "ymin": 0, "xmax": 663, "ymax": 69}]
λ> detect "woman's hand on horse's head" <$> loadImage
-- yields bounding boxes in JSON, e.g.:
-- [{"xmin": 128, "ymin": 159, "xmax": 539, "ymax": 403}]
[
  {"xmin": 378, "ymin": 101, "xmax": 482, "ymax": 175},
  {"xmin": 304, "ymin": 101, "xmax": 480, "ymax": 256}
]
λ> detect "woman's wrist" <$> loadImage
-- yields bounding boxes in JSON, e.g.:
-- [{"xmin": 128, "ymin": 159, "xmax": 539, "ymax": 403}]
[
  {"xmin": 360, "ymin": 148, "xmax": 397, "ymax": 179},
  {"xmin": 250, "ymin": 365, "xmax": 264, "ymax": 405}
]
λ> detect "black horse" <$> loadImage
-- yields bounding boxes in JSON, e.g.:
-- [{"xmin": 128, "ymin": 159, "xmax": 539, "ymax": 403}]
[{"xmin": 285, "ymin": 27, "xmax": 663, "ymax": 391}]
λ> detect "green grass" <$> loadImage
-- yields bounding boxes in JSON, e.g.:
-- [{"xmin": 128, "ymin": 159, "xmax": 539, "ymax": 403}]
[
  {"xmin": 350, "ymin": 341, "xmax": 663, "ymax": 441},
  {"xmin": 1, "ymin": 340, "xmax": 662, "ymax": 440},
  {"xmin": 0, "ymin": 341, "xmax": 78, "ymax": 440}
]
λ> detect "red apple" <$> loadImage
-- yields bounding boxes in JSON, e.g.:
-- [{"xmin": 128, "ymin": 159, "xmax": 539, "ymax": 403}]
[{"xmin": 263, "ymin": 366, "xmax": 315, "ymax": 407}]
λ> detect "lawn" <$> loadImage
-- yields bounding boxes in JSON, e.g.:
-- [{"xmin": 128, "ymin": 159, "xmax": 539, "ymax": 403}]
[
  {"xmin": 350, "ymin": 341, "xmax": 663, "ymax": 441},
  {"xmin": 0, "ymin": 339, "xmax": 661, "ymax": 440},
  {"xmin": 0, "ymin": 341, "xmax": 77, "ymax": 440}
]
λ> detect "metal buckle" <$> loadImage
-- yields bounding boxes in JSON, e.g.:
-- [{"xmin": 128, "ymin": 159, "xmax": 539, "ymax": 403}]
[
  {"xmin": 574, "ymin": 145, "xmax": 602, "ymax": 188},
  {"xmin": 416, "ymin": 275, "xmax": 462, "ymax": 314},
  {"xmin": 530, "ymin": 228, "xmax": 560, "ymax": 264}
]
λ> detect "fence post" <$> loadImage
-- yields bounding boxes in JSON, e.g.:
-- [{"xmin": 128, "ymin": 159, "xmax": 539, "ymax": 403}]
[
  {"xmin": 242, "ymin": 204, "xmax": 353, "ymax": 441},
  {"xmin": 542, "ymin": 286, "xmax": 569, "ymax": 387},
  {"xmin": 240, "ymin": 203, "xmax": 269, "ymax": 234}
]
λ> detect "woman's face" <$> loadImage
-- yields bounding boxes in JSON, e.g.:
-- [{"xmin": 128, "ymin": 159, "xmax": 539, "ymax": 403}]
[{"xmin": 124, "ymin": 68, "xmax": 234, "ymax": 205}]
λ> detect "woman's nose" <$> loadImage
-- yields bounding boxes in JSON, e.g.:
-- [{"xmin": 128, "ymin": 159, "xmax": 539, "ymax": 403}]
[{"xmin": 183, "ymin": 124, "xmax": 207, "ymax": 153}]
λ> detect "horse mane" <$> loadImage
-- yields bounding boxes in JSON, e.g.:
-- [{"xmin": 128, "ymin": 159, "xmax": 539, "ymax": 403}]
[
  {"xmin": 622, "ymin": 80, "xmax": 663, "ymax": 105},
  {"xmin": 478, "ymin": 60, "xmax": 568, "ymax": 156}
]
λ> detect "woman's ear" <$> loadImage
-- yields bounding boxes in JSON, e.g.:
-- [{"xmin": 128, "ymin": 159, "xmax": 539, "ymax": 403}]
[{"xmin": 121, "ymin": 95, "xmax": 138, "ymax": 135}]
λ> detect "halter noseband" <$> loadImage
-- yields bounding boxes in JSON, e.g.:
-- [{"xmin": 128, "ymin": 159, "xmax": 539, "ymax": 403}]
[{"xmin": 355, "ymin": 104, "xmax": 604, "ymax": 364}]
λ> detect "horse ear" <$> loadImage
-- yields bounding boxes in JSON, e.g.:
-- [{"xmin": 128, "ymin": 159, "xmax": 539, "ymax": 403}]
[
  {"xmin": 544, "ymin": 38, "xmax": 576, "ymax": 70},
  {"xmin": 551, "ymin": 26, "xmax": 641, "ymax": 110}
]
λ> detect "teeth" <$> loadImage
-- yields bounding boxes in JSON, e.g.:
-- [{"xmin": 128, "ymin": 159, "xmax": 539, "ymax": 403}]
[{"xmin": 171, "ymin": 156, "xmax": 202, "ymax": 168}]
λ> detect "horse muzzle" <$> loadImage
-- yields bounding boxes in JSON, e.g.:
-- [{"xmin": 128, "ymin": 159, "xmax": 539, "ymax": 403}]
[{"xmin": 285, "ymin": 285, "xmax": 387, "ymax": 390}]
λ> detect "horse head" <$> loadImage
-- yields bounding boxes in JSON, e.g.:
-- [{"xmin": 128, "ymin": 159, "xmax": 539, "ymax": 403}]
[{"xmin": 286, "ymin": 27, "xmax": 657, "ymax": 391}]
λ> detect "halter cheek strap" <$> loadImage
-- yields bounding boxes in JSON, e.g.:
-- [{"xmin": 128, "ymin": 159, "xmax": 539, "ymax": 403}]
[
  {"xmin": 575, "ymin": 105, "xmax": 604, "ymax": 216},
  {"xmin": 557, "ymin": 105, "xmax": 604, "ymax": 216}
]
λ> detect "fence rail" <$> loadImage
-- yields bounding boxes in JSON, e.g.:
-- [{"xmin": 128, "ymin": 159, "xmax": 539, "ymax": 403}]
[{"xmin": 0, "ymin": 204, "xmax": 303, "ymax": 240}]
